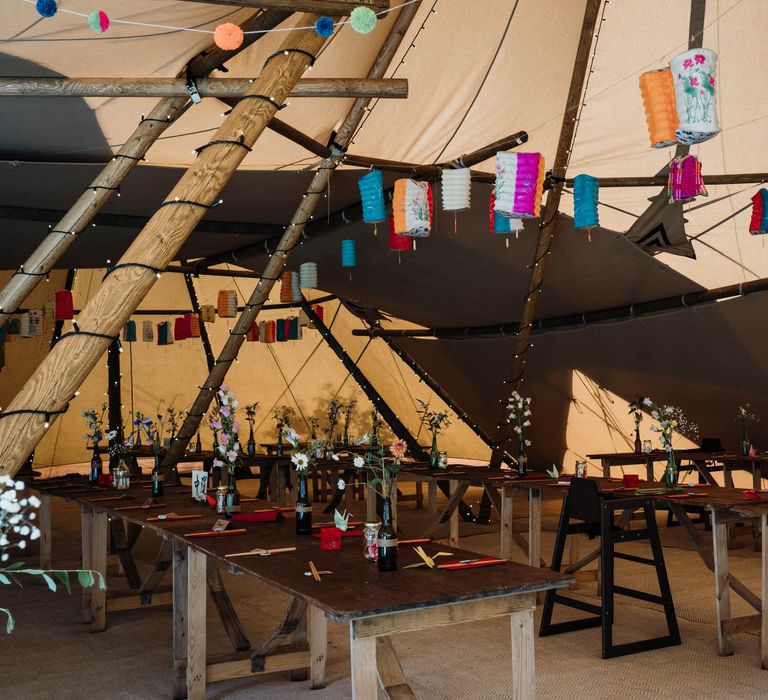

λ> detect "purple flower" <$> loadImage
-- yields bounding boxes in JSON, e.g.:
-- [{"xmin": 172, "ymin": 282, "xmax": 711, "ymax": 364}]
[
  {"xmin": 220, "ymin": 406, "xmax": 231, "ymax": 418},
  {"xmin": 219, "ymin": 432, "xmax": 230, "ymax": 446}
]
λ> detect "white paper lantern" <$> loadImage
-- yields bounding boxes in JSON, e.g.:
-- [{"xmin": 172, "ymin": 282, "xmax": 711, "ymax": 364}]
[
  {"xmin": 441, "ymin": 168, "xmax": 471, "ymax": 211},
  {"xmin": 299, "ymin": 262, "xmax": 318, "ymax": 289},
  {"xmin": 669, "ymin": 48, "xmax": 720, "ymax": 145}
]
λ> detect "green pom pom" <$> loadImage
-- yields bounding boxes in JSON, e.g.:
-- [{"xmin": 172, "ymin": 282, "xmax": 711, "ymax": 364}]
[{"xmin": 350, "ymin": 6, "xmax": 377, "ymax": 35}]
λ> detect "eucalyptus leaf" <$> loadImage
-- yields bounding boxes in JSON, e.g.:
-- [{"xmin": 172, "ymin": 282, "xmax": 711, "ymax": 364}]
[
  {"xmin": 0, "ymin": 608, "xmax": 14, "ymax": 634},
  {"xmin": 77, "ymin": 570, "xmax": 94, "ymax": 588},
  {"xmin": 53, "ymin": 570, "xmax": 72, "ymax": 594},
  {"xmin": 41, "ymin": 573, "xmax": 57, "ymax": 592},
  {"xmin": 0, "ymin": 573, "xmax": 10, "ymax": 585}
]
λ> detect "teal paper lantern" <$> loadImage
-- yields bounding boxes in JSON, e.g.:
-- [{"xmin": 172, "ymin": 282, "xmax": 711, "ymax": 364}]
[
  {"xmin": 341, "ymin": 239, "xmax": 357, "ymax": 268},
  {"xmin": 573, "ymin": 174, "xmax": 599, "ymax": 229}
]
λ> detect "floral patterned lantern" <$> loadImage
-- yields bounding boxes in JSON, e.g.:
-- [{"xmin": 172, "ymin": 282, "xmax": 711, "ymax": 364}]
[
  {"xmin": 639, "ymin": 68, "xmax": 678, "ymax": 149},
  {"xmin": 393, "ymin": 179, "xmax": 432, "ymax": 237},
  {"xmin": 494, "ymin": 152, "xmax": 545, "ymax": 219},
  {"xmin": 669, "ymin": 49, "xmax": 720, "ymax": 145}
]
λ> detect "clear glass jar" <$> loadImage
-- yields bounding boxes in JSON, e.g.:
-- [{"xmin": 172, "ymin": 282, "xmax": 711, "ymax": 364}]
[
  {"xmin": 363, "ymin": 521, "xmax": 380, "ymax": 561},
  {"xmin": 113, "ymin": 460, "xmax": 129, "ymax": 489}
]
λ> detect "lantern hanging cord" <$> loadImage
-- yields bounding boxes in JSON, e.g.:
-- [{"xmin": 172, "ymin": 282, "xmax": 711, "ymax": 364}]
[
  {"xmin": 263, "ymin": 48, "xmax": 316, "ymax": 69},
  {"xmin": 139, "ymin": 115, "xmax": 173, "ymax": 126},
  {"xmin": 194, "ymin": 136, "xmax": 252, "ymax": 156},
  {"xmin": 103, "ymin": 263, "xmax": 164, "ymax": 280},
  {"xmin": 53, "ymin": 324, "xmax": 120, "ymax": 349}
]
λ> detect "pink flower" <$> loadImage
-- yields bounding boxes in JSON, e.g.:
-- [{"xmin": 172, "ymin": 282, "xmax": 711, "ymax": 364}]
[
  {"xmin": 709, "ymin": 76, "xmax": 715, "ymax": 86},
  {"xmin": 389, "ymin": 440, "xmax": 407, "ymax": 460},
  {"xmin": 220, "ymin": 406, "xmax": 231, "ymax": 417},
  {"xmin": 699, "ymin": 89, "xmax": 704, "ymax": 95},
  {"xmin": 689, "ymin": 76, "xmax": 699, "ymax": 87},
  {"xmin": 694, "ymin": 53, "xmax": 705, "ymax": 64},
  {"xmin": 220, "ymin": 384, "xmax": 229, "ymax": 391},
  {"xmin": 211, "ymin": 420, "xmax": 222, "ymax": 430},
  {"xmin": 232, "ymin": 421, "xmax": 240, "ymax": 432},
  {"xmin": 219, "ymin": 432, "xmax": 230, "ymax": 446},
  {"xmin": 683, "ymin": 58, "xmax": 693, "ymax": 69}
]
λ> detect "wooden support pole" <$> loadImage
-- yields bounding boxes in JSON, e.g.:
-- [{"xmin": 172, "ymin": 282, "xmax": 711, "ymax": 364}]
[
  {"xmin": 186, "ymin": 547, "xmax": 208, "ymax": 700},
  {"xmin": 90, "ymin": 510, "xmax": 108, "ymax": 632},
  {"xmin": 489, "ymin": 0, "xmax": 601, "ymax": 466},
  {"xmin": 0, "ymin": 9, "xmax": 290, "ymax": 328},
  {"xmin": 0, "ymin": 15, "xmax": 328, "ymax": 474},
  {"xmin": 172, "ymin": 540, "xmax": 188, "ymax": 700},
  {"xmin": 162, "ymin": 3, "xmax": 422, "ymax": 471},
  {"xmin": 178, "ymin": 0, "xmax": 388, "ymax": 15},
  {"xmin": 0, "ymin": 77, "xmax": 407, "ymax": 99}
]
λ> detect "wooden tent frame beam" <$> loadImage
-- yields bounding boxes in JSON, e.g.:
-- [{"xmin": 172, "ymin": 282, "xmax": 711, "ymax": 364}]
[
  {"xmin": 0, "ymin": 13, "xmax": 328, "ymax": 474},
  {"xmin": 177, "ymin": 0, "xmax": 389, "ymax": 15},
  {"xmin": 489, "ymin": 0, "xmax": 602, "ymax": 466},
  {"xmin": 0, "ymin": 77, "xmax": 408, "ymax": 100},
  {"xmin": 161, "ymin": 2, "xmax": 422, "ymax": 474},
  {"xmin": 0, "ymin": 9, "xmax": 291, "ymax": 327}
]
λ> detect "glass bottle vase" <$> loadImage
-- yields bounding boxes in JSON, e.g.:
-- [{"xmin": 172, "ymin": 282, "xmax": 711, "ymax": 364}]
[
  {"xmin": 224, "ymin": 471, "xmax": 241, "ymax": 519},
  {"xmin": 276, "ymin": 428, "xmax": 284, "ymax": 458},
  {"xmin": 151, "ymin": 453, "xmax": 164, "ymax": 497},
  {"xmin": 517, "ymin": 438, "xmax": 527, "ymax": 477},
  {"xmin": 89, "ymin": 444, "xmax": 103, "ymax": 483},
  {"xmin": 377, "ymin": 497, "xmax": 398, "ymax": 571},
  {"xmin": 295, "ymin": 472, "xmax": 312, "ymax": 535},
  {"xmin": 741, "ymin": 423, "xmax": 750, "ymax": 457},
  {"xmin": 247, "ymin": 426, "xmax": 256, "ymax": 457},
  {"xmin": 664, "ymin": 450, "xmax": 678, "ymax": 485},
  {"xmin": 430, "ymin": 435, "xmax": 440, "ymax": 469}
]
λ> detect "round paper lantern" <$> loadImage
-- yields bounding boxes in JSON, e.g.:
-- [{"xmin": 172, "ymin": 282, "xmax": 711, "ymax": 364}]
[
  {"xmin": 669, "ymin": 48, "xmax": 720, "ymax": 145},
  {"xmin": 358, "ymin": 170, "xmax": 387, "ymax": 223},
  {"xmin": 88, "ymin": 10, "xmax": 110, "ymax": 33},
  {"xmin": 341, "ymin": 240, "xmax": 357, "ymax": 268},
  {"xmin": 441, "ymin": 168, "xmax": 471, "ymax": 212},
  {"xmin": 494, "ymin": 152, "xmax": 545, "ymax": 219},
  {"xmin": 214, "ymin": 23, "xmax": 244, "ymax": 51},
  {"xmin": 749, "ymin": 188, "xmax": 768, "ymax": 235},
  {"xmin": 350, "ymin": 6, "xmax": 377, "ymax": 34},
  {"xmin": 393, "ymin": 179, "xmax": 431, "ymax": 237},
  {"xmin": 667, "ymin": 155, "xmax": 707, "ymax": 203},
  {"xmin": 299, "ymin": 262, "xmax": 318, "ymax": 288},
  {"xmin": 573, "ymin": 174, "xmax": 599, "ymax": 229},
  {"xmin": 639, "ymin": 68, "xmax": 678, "ymax": 149},
  {"xmin": 36, "ymin": 0, "xmax": 57, "ymax": 17}
]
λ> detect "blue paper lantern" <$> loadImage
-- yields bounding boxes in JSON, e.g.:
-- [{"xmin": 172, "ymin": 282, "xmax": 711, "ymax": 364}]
[
  {"xmin": 573, "ymin": 174, "xmax": 599, "ymax": 229},
  {"xmin": 358, "ymin": 170, "xmax": 386, "ymax": 223},
  {"xmin": 276, "ymin": 319, "xmax": 287, "ymax": 342},
  {"xmin": 288, "ymin": 316, "xmax": 300, "ymax": 340},
  {"xmin": 341, "ymin": 239, "xmax": 357, "ymax": 268},
  {"xmin": 123, "ymin": 320, "xmax": 136, "ymax": 342}
]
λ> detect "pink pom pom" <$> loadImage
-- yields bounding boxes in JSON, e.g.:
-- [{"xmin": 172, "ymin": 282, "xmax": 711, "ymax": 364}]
[{"xmin": 214, "ymin": 23, "xmax": 244, "ymax": 51}]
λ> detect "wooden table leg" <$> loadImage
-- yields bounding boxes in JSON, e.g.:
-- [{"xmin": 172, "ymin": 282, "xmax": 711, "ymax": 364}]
[
  {"xmin": 528, "ymin": 489, "xmax": 541, "ymax": 569},
  {"xmin": 428, "ymin": 481, "xmax": 437, "ymax": 527},
  {"xmin": 38, "ymin": 493, "xmax": 52, "ymax": 570},
  {"xmin": 81, "ymin": 507, "xmax": 93, "ymax": 624},
  {"xmin": 349, "ymin": 623, "xmax": 377, "ymax": 700},
  {"xmin": 724, "ymin": 462, "xmax": 735, "ymax": 489},
  {"xmin": 762, "ymin": 514, "xmax": 768, "ymax": 670},
  {"xmin": 712, "ymin": 509, "xmax": 734, "ymax": 656},
  {"xmin": 376, "ymin": 636, "xmax": 414, "ymax": 699},
  {"xmin": 449, "ymin": 479, "xmax": 459, "ymax": 548},
  {"xmin": 90, "ymin": 510, "xmax": 108, "ymax": 632},
  {"xmin": 172, "ymin": 540, "xmax": 188, "ymax": 700},
  {"xmin": 310, "ymin": 605, "xmax": 327, "ymax": 689},
  {"xmin": 500, "ymin": 483, "xmax": 514, "ymax": 561},
  {"xmin": 186, "ymin": 547, "xmax": 208, "ymax": 700},
  {"xmin": 646, "ymin": 456, "xmax": 654, "ymax": 483},
  {"xmin": 510, "ymin": 597, "xmax": 536, "ymax": 700}
]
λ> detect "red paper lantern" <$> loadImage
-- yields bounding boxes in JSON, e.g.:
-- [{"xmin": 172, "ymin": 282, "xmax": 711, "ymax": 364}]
[
  {"xmin": 246, "ymin": 322, "xmax": 259, "ymax": 342},
  {"xmin": 54, "ymin": 290, "xmax": 74, "ymax": 320},
  {"xmin": 187, "ymin": 313, "xmax": 201, "ymax": 338},
  {"xmin": 388, "ymin": 214, "xmax": 410, "ymax": 251}
]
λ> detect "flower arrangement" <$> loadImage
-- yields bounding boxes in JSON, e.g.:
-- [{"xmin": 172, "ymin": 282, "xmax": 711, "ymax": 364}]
[
  {"xmin": 105, "ymin": 427, "xmax": 133, "ymax": 460},
  {"xmin": 283, "ymin": 427, "xmax": 337, "ymax": 473},
  {"xmin": 213, "ymin": 385, "xmax": 241, "ymax": 475},
  {"xmin": 415, "ymin": 399, "xmax": 451, "ymax": 439},
  {"xmin": 245, "ymin": 402, "xmax": 259, "ymax": 426},
  {"xmin": 342, "ymin": 399, "xmax": 357, "ymax": 444},
  {"xmin": 133, "ymin": 411, "xmax": 146, "ymax": 446},
  {"xmin": 165, "ymin": 406, "xmax": 180, "ymax": 439},
  {"xmin": 82, "ymin": 403, "xmax": 107, "ymax": 446},
  {"xmin": 273, "ymin": 405, "xmax": 295, "ymax": 429},
  {"xmin": 646, "ymin": 400, "xmax": 699, "ymax": 451},
  {"xmin": 370, "ymin": 408, "xmax": 382, "ymax": 448},
  {"xmin": 737, "ymin": 404, "xmax": 758, "ymax": 455},
  {"xmin": 0, "ymin": 476, "xmax": 104, "ymax": 633},
  {"xmin": 354, "ymin": 440, "xmax": 408, "ymax": 499},
  {"xmin": 308, "ymin": 416, "xmax": 320, "ymax": 440},
  {"xmin": 628, "ymin": 397, "xmax": 645, "ymax": 427},
  {"xmin": 135, "ymin": 413, "xmax": 166, "ymax": 456},
  {"xmin": 507, "ymin": 392, "xmax": 532, "ymax": 450}
]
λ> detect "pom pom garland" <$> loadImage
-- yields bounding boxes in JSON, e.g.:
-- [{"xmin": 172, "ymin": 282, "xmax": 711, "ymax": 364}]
[
  {"xmin": 35, "ymin": 0, "xmax": 57, "ymax": 17},
  {"xmin": 573, "ymin": 174, "xmax": 599, "ymax": 230},
  {"xmin": 214, "ymin": 22, "xmax": 244, "ymax": 51},
  {"xmin": 350, "ymin": 6, "xmax": 377, "ymax": 34},
  {"xmin": 88, "ymin": 10, "xmax": 109, "ymax": 33},
  {"xmin": 315, "ymin": 16, "xmax": 335, "ymax": 37},
  {"xmin": 749, "ymin": 189, "xmax": 768, "ymax": 235}
]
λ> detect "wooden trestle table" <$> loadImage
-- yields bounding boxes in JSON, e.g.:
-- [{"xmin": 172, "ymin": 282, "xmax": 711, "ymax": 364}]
[{"xmin": 34, "ymin": 479, "xmax": 571, "ymax": 699}]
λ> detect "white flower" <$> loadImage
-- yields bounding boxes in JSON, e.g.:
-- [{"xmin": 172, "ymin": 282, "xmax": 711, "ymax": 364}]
[
  {"xmin": 30, "ymin": 527, "xmax": 40, "ymax": 541},
  {"xmin": 643, "ymin": 398, "xmax": 652, "ymax": 406},
  {"xmin": 232, "ymin": 399, "xmax": 239, "ymax": 408},
  {"xmin": 218, "ymin": 445, "xmax": 227, "ymax": 455},
  {"xmin": 355, "ymin": 433, "xmax": 370, "ymax": 446},
  {"xmin": 353, "ymin": 456, "xmax": 365, "ymax": 468},
  {"xmin": 330, "ymin": 453, "xmax": 340, "ymax": 462},
  {"xmin": 337, "ymin": 479, "xmax": 346, "ymax": 490},
  {"xmin": 17, "ymin": 540, "xmax": 26, "ymax": 550},
  {"xmin": 0, "ymin": 535, "xmax": 7, "ymax": 546},
  {"xmin": 525, "ymin": 439, "xmax": 531, "ymax": 447},
  {"xmin": 0, "ymin": 475, "xmax": 12, "ymax": 487},
  {"xmin": 292, "ymin": 453, "xmax": 309, "ymax": 471},
  {"xmin": 282, "ymin": 427, "xmax": 300, "ymax": 447},
  {"xmin": 227, "ymin": 450, "xmax": 238, "ymax": 462},
  {"xmin": 14, "ymin": 481, "xmax": 23, "ymax": 491},
  {"xmin": 213, "ymin": 459, "xmax": 223, "ymax": 468},
  {"xmin": 513, "ymin": 426, "xmax": 521, "ymax": 434},
  {"xmin": 523, "ymin": 420, "xmax": 531, "ymax": 427},
  {"xmin": 19, "ymin": 525, "xmax": 29, "ymax": 537},
  {"xmin": 1, "ymin": 554, "xmax": 7, "ymax": 562},
  {"xmin": 221, "ymin": 396, "xmax": 229, "ymax": 406}
]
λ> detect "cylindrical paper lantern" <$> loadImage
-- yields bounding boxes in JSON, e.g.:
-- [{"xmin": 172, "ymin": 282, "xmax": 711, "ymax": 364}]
[
  {"xmin": 265, "ymin": 320, "xmax": 276, "ymax": 343},
  {"xmin": 280, "ymin": 271, "xmax": 300, "ymax": 303},
  {"xmin": 358, "ymin": 170, "xmax": 387, "ymax": 223},
  {"xmin": 158, "ymin": 321, "xmax": 174, "ymax": 345},
  {"xmin": 53, "ymin": 289, "xmax": 74, "ymax": 320},
  {"xmin": 142, "ymin": 320, "xmax": 153, "ymax": 342},
  {"xmin": 749, "ymin": 188, "xmax": 768, "ymax": 235},
  {"xmin": 441, "ymin": 168, "xmax": 471, "ymax": 211},
  {"xmin": 19, "ymin": 312, "xmax": 31, "ymax": 337},
  {"xmin": 200, "ymin": 305, "xmax": 216, "ymax": 323},
  {"xmin": 7, "ymin": 319, "xmax": 20, "ymax": 335},
  {"xmin": 291, "ymin": 271, "xmax": 301, "ymax": 301},
  {"xmin": 299, "ymin": 262, "xmax": 318, "ymax": 288},
  {"xmin": 246, "ymin": 321, "xmax": 259, "ymax": 342},
  {"xmin": 389, "ymin": 214, "xmax": 410, "ymax": 251},
  {"xmin": 217, "ymin": 290, "xmax": 237, "ymax": 318},
  {"xmin": 393, "ymin": 179, "xmax": 432, "ymax": 236},
  {"xmin": 341, "ymin": 239, "xmax": 357, "ymax": 267},
  {"xmin": 573, "ymin": 174, "xmax": 599, "ymax": 229},
  {"xmin": 494, "ymin": 152, "xmax": 545, "ymax": 219},
  {"xmin": 187, "ymin": 313, "xmax": 200, "ymax": 338},
  {"xmin": 288, "ymin": 317, "xmax": 300, "ymax": 340},
  {"xmin": 123, "ymin": 320, "xmax": 137, "ymax": 342},
  {"xmin": 174, "ymin": 316, "xmax": 191, "ymax": 341},
  {"xmin": 670, "ymin": 48, "xmax": 720, "ymax": 145},
  {"xmin": 668, "ymin": 155, "xmax": 707, "ymax": 203},
  {"xmin": 258, "ymin": 321, "xmax": 267, "ymax": 342},
  {"xmin": 639, "ymin": 69, "xmax": 678, "ymax": 149}
]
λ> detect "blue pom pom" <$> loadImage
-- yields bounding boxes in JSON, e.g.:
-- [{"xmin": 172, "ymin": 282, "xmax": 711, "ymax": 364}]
[
  {"xmin": 315, "ymin": 16, "xmax": 334, "ymax": 37},
  {"xmin": 35, "ymin": 0, "xmax": 57, "ymax": 17}
]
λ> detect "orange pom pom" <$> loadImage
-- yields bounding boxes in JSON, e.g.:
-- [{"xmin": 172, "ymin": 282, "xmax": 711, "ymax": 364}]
[{"xmin": 214, "ymin": 23, "xmax": 244, "ymax": 51}]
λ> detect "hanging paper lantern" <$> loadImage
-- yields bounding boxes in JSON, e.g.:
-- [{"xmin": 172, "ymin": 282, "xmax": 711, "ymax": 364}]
[
  {"xmin": 258, "ymin": 320, "xmax": 267, "ymax": 341},
  {"xmin": 288, "ymin": 317, "xmax": 300, "ymax": 341},
  {"xmin": 393, "ymin": 179, "xmax": 432, "ymax": 236},
  {"xmin": 280, "ymin": 271, "xmax": 300, "ymax": 303},
  {"xmin": 489, "ymin": 194, "xmax": 520, "ymax": 234},
  {"xmin": 291, "ymin": 272, "xmax": 301, "ymax": 301},
  {"xmin": 200, "ymin": 305, "xmax": 215, "ymax": 323},
  {"xmin": 299, "ymin": 262, "xmax": 318, "ymax": 289},
  {"xmin": 350, "ymin": 6, "xmax": 377, "ymax": 34},
  {"xmin": 341, "ymin": 239, "xmax": 357, "ymax": 267},
  {"xmin": 20, "ymin": 312, "xmax": 32, "ymax": 337},
  {"xmin": 298, "ymin": 309, "xmax": 310, "ymax": 329},
  {"xmin": 35, "ymin": 0, "xmax": 57, "ymax": 17},
  {"xmin": 217, "ymin": 290, "xmax": 238, "ymax": 318},
  {"xmin": 669, "ymin": 49, "xmax": 720, "ymax": 145},
  {"xmin": 88, "ymin": 10, "xmax": 109, "ymax": 33},
  {"xmin": 187, "ymin": 313, "xmax": 201, "ymax": 338},
  {"xmin": 639, "ymin": 69, "xmax": 678, "ymax": 149},
  {"xmin": 142, "ymin": 320, "xmax": 153, "ymax": 342},
  {"xmin": 494, "ymin": 152, "xmax": 545, "ymax": 219},
  {"xmin": 573, "ymin": 174, "xmax": 599, "ymax": 229},
  {"xmin": 246, "ymin": 322, "xmax": 259, "ymax": 342},
  {"xmin": 358, "ymin": 170, "xmax": 387, "ymax": 224},
  {"xmin": 157, "ymin": 321, "xmax": 174, "ymax": 345},
  {"xmin": 123, "ymin": 320, "xmax": 137, "ymax": 343},
  {"xmin": 388, "ymin": 214, "xmax": 410, "ymax": 251},
  {"xmin": 441, "ymin": 168, "xmax": 471, "ymax": 211},
  {"xmin": 265, "ymin": 320, "xmax": 276, "ymax": 344},
  {"xmin": 667, "ymin": 155, "xmax": 707, "ymax": 203},
  {"xmin": 309, "ymin": 304, "xmax": 324, "ymax": 330},
  {"xmin": 41, "ymin": 300, "xmax": 54, "ymax": 323},
  {"xmin": 54, "ymin": 289, "xmax": 74, "ymax": 320},
  {"xmin": 214, "ymin": 23, "xmax": 244, "ymax": 51},
  {"xmin": 174, "ymin": 316, "xmax": 191, "ymax": 341},
  {"xmin": 315, "ymin": 16, "xmax": 334, "ymax": 37},
  {"xmin": 749, "ymin": 188, "xmax": 768, "ymax": 235}
]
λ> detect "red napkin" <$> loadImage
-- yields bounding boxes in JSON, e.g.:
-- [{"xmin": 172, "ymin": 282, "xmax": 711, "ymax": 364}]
[
  {"xmin": 231, "ymin": 510, "xmax": 282, "ymax": 523},
  {"xmin": 206, "ymin": 493, "xmax": 217, "ymax": 507},
  {"xmin": 742, "ymin": 490, "xmax": 763, "ymax": 501}
]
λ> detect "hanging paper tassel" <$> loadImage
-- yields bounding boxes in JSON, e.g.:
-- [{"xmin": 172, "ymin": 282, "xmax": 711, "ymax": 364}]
[
  {"xmin": 358, "ymin": 170, "xmax": 387, "ymax": 226},
  {"xmin": 187, "ymin": 313, "xmax": 201, "ymax": 338},
  {"xmin": 200, "ymin": 305, "xmax": 216, "ymax": 323},
  {"xmin": 123, "ymin": 320, "xmax": 137, "ymax": 342},
  {"xmin": 669, "ymin": 48, "xmax": 720, "ymax": 145},
  {"xmin": 393, "ymin": 179, "xmax": 432, "ymax": 236},
  {"xmin": 668, "ymin": 155, "xmax": 707, "ymax": 203},
  {"xmin": 573, "ymin": 174, "xmax": 600, "ymax": 230},
  {"xmin": 495, "ymin": 152, "xmax": 545, "ymax": 219},
  {"xmin": 341, "ymin": 239, "xmax": 357, "ymax": 267},
  {"xmin": 749, "ymin": 188, "xmax": 768, "ymax": 235},
  {"xmin": 217, "ymin": 290, "xmax": 238, "ymax": 318},
  {"xmin": 246, "ymin": 322, "xmax": 259, "ymax": 342},
  {"xmin": 53, "ymin": 289, "xmax": 74, "ymax": 320},
  {"xmin": 299, "ymin": 262, "xmax": 318, "ymax": 289},
  {"xmin": 142, "ymin": 320, "xmax": 154, "ymax": 342},
  {"xmin": 639, "ymin": 68, "xmax": 678, "ymax": 149},
  {"xmin": 441, "ymin": 168, "xmax": 471, "ymax": 212}
]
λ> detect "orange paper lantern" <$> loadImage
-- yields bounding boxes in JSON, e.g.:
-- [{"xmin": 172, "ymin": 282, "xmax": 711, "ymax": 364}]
[{"xmin": 639, "ymin": 68, "xmax": 678, "ymax": 149}]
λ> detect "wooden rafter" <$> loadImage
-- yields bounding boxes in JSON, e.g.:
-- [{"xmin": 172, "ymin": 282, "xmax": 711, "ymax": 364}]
[
  {"xmin": 177, "ymin": 0, "xmax": 388, "ymax": 15},
  {"xmin": 488, "ymin": 0, "xmax": 602, "ymax": 467}
]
